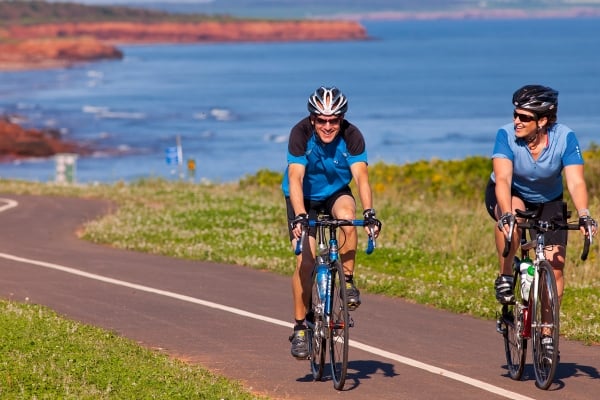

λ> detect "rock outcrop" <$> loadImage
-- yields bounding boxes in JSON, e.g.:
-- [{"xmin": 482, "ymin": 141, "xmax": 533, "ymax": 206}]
[
  {"xmin": 0, "ymin": 117, "xmax": 91, "ymax": 160},
  {"xmin": 0, "ymin": 36, "xmax": 123, "ymax": 70}
]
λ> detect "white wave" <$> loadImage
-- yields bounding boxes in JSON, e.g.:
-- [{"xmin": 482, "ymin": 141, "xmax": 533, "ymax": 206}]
[
  {"xmin": 7, "ymin": 115, "xmax": 28, "ymax": 124},
  {"xmin": 97, "ymin": 110, "xmax": 146, "ymax": 120},
  {"xmin": 264, "ymin": 133, "xmax": 288, "ymax": 143},
  {"xmin": 209, "ymin": 108, "xmax": 235, "ymax": 121},
  {"xmin": 82, "ymin": 105, "xmax": 145, "ymax": 120},
  {"xmin": 87, "ymin": 70, "xmax": 104, "ymax": 79},
  {"xmin": 83, "ymin": 105, "xmax": 109, "ymax": 114}
]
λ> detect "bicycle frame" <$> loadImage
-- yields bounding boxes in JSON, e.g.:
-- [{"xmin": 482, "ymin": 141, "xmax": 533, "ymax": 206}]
[
  {"xmin": 498, "ymin": 203, "xmax": 592, "ymax": 389},
  {"xmin": 295, "ymin": 214, "xmax": 376, "ymax": 390}
]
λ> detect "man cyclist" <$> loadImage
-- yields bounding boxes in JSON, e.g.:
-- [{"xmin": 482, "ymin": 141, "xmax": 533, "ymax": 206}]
[
  {"xmin": 282, "ymin": 86, "xmax": 381, "ymax": 359},
  {"xmin": 486, "ymin": 84, "xmax": 597, "ymax": 354}
]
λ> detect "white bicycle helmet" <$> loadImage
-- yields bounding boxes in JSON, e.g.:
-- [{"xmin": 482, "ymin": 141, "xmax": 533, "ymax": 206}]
[{"xmin": 307, "ymin": 86, "xmax": 348, "ymax": 116}]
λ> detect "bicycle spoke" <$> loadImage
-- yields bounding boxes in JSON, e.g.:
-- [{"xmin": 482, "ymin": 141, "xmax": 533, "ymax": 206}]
[
  {"xmin": 531, "ymin": 261, "xmax": 560, "ymax": 390},
  {"xmin": 329, "ymin": 262, "xmax": 349, "ymax": 390}
]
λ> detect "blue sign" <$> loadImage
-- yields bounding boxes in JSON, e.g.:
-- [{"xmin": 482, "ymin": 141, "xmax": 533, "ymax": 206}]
[{"xmin": 165, "ymin": 147, "xmax": 179, "ymax": 165}]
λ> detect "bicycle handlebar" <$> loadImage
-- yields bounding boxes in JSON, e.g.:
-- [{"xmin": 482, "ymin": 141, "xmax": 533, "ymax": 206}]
[
  {"xmin": 294, "ymin": 218, "xmax": 377, "ymax": 256},
  {"xmin": 502, "ymin": 210, "xmax": 591, "ymax": 261}
]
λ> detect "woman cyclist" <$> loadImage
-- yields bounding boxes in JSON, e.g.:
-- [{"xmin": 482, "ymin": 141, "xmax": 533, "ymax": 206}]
[{"xmin": 485, "ymin": 84, "xmax": 597, "ymax": 354}]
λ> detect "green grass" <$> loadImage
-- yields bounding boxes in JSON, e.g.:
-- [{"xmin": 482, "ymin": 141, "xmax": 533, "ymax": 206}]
[
  {"xmin": 0, "ymin": 301, "xmax": 267, "ymax": 399},
  {"xmin": 1, "ymin": 148, "xmax": 599, "ymax": 396}
]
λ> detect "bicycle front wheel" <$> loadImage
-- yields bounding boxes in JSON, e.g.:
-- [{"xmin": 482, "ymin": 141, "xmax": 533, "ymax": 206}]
[
  {"xmin": 503, "ymin": 261, "xmax": 527, "ymax": 380},
  {"xmin": 329, "ymin": 261, "xmax": 349, "ymax": 390},
  {"xmin": 309, "ymin": 272, "xmax": 326, "ymax": 381},
  {"xmin": 531, "ymin": 260, "xmax": 560, "ymax": 390}
]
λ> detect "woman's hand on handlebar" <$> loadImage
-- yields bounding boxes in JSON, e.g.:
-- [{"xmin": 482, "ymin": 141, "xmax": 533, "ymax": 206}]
[
  {"xmin": 363, "ymin": 209, "xmax": 382, "ymax": 238},
  {"xmin": 497, "ymin": 212, "xmax": 515, "ymax": 239},
  {"xmin": 579, "ymin": 215, "xmax": 598, "ymax": 239}
]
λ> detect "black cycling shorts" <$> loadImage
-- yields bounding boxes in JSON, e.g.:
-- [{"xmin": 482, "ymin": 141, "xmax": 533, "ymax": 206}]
[
  {"xmin": 485, "ymin": 178, "xmax": 568, "ymax": 246},
  {"xmin": 285, "ymin": 186, "xmax": 354, "ymax": 241}
]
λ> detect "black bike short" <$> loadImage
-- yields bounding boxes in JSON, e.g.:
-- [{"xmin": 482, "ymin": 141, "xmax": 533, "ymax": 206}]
[
  {"xmin": 485, "ymin": 178, "xmax": 568, "ymax": 246},
  {"xmin": 285, "ymin": 186, "xmax": 354, "ymax": 241}
]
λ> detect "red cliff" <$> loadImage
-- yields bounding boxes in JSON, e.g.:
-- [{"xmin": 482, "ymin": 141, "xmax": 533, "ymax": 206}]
[
  {"xmin": 0, "ymin": 20, "xmax": 367, "ymax": 70},
  {"xmin": 0, "ymin": 117, "xmax": 91, "ymax": 160}
]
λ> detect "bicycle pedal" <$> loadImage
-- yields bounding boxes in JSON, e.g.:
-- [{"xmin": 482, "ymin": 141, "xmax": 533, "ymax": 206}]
[{"xmin": 349, "ymin": 316, "xmax": 355, "ymax": 328}]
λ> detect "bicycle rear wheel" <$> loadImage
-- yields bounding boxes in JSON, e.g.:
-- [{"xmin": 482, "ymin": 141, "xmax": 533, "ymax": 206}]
[
  {"xmin": 503, "ymin": 260, "xmax": 527, "ymax": 380},
  {"xmin": 531, "ymin": 260, "xmax": 560, "ymax": 390},
  {"xmin": 309, "ymin": 272, "xmax": 326, "ymax": 380},
  {"xmin": 329, "ymin": 261, "xmax": 349, "ymax": 390}
]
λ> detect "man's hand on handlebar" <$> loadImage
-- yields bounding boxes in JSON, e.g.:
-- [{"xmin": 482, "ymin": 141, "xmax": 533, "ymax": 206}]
[
  {"xmin": 363, "ymin": 208, "xmax": 382, "ymax": 238},
  {"xmin": 290, "ymin": 213, "xmax": 309, "ymax": 239}
]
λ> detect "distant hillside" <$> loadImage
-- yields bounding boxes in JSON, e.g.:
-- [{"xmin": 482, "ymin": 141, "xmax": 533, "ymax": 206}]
[
  {"xmin": 0, "ymin": 1, "xmax": 367, "ymax": 71},
  {"xmin": 0, "ymin": 0, "xmax": 244, "ymax": 26},
  {"xmin": 62, "ymin": 0, "xmax": 600, "ymax": 19}
]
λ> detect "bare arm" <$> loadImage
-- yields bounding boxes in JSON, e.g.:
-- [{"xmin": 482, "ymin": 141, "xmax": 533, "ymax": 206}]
[
  {"xmin": 563, "ymin": 164, "xmax": 598, "ymax": 237},
  {"xmin": 493, "ymin": 157, "xmax": 514, "ymax": 218},
  {"xmin": 288, "ymin": 163, "xmax": 306, "ymax": 238},
  {"xmin": 564, "ymin": 164, "xmax": 589, "ymax": 216},
  {"xmin": 350, "ymin": 161, "xmax": 380, "ymax": 237},
  {"xmin": 350, "ymin": 161, "xmax": 373, "ymax": 212}
]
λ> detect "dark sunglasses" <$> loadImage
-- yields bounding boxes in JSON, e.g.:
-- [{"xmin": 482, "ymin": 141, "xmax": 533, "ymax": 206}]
[
  {"xmin": 513, "ymin": 111, "xmax": 536, "ymax": 123},
  {"xmin": 314, "ymin": 116, "xmax": 342, "ymax": 126}
]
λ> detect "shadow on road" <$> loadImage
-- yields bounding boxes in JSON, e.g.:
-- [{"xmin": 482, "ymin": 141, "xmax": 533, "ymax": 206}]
[
  {"xmin": 555, "ymin": 362, "xmax": 600, "ymax": 380},
  {"xmin": 500, "ymin": 361, "xmax": 599, "ymax": 391},
  {"xmin": 295, "ymin": 359, "xmax": 398, "ymax": 390}
]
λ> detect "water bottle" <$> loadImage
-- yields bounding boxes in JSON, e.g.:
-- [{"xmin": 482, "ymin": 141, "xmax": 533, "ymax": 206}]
[
  {"xmin": 520, "ymin": 257, "xmax": 534, "ymax": 301},
  {"xmin": 316, "ymin": 264, "xmax": 328, "ymax": 300}
]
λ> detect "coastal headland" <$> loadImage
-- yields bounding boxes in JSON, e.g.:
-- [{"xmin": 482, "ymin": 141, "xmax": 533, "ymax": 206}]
[{"xmin": 0, "ymin": 19, "xmax": 368, "ymax": 71}]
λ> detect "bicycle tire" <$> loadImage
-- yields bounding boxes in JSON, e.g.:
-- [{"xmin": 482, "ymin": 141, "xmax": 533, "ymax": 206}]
[
  {"xmin": 329, "ymin": 261, "xmax": 349, "ymax": 390},
  {"xmin": 531, "ymin": 260, "xmax": 560, "ymax": 390},
  {"xmin": 503, "ymin": 259, "xmax": 527, "ymax": 380},
  {"xmin": 309, "ymin": 272, "xmax": 326, "ymax": 380}
]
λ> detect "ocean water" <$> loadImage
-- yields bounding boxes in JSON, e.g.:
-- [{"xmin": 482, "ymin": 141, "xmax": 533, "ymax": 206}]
[{"xmin": 1, "ymin": 18, "xmax": 600, "ymax": 183}]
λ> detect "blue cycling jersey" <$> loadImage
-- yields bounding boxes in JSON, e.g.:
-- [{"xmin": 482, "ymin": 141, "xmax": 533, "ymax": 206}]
[
  {"xmin": 282, "ymin": 117, "xmax": 368, "ymax": 201},
  {"xmin": 490, "ymin": 122, "xmax": 584, "ymax": 203}
]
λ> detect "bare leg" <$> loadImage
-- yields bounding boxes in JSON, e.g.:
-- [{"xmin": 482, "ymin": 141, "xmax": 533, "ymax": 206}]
[
  {"xmin": 331, "ymin": 195, "xmax": 357, "ymax": 276},
  {"xmin": 291, "ymin": 236, "xmax": 316, "ymax": 321}
]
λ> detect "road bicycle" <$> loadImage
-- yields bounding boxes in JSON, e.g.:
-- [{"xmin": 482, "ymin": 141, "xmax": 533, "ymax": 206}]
[
  {"xmin": 496, "ymin": 203, "xmax": 592, "ymax": 389},
  {"xmin": 295, "ymin": 214, "xmax": 376, "ymax": 390}
]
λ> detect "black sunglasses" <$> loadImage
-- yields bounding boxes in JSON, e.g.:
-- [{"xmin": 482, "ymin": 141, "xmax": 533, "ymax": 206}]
[
  {"xmin": 513, "ymin": 111, "xmax": 536, "ymax": 123},
  {"xmin": 314, "ymin": 116, "xmax": 342, "ymax": 126}
]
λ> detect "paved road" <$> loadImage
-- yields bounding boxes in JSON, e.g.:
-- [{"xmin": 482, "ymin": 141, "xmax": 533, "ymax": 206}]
[{"xmin": 1, "ymin": 194, "xmax": 598, "ymax": 399}]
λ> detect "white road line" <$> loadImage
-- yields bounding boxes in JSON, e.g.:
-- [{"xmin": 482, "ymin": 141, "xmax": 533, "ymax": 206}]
[
  {"xmin": 0, "ymin": 198, "xmax": 19, "ymax": 213},
  {"xmin": 0, "ymin": 252, "xmax": 536, "ymax": 400}
]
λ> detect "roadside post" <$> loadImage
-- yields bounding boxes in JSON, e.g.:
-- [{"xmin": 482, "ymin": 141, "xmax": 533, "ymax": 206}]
[
  {"xmin": 55, "ymin": 153, "xmax": 78, "ymax": 184},
  {"xmin": 187, "ymin": 158, "xmax": 196, "ymax": 182}
]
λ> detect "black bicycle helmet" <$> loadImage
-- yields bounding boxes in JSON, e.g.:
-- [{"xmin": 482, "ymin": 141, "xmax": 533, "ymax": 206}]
[
  {"xmin": 512, "ymin": 84, "xmax": 558, "ymax": 116},
  {"xmin": 307, "ymin": 86, "xmax": 348, "ymax": 116}
]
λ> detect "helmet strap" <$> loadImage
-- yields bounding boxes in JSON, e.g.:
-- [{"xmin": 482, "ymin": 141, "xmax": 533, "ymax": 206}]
[{"xmin": 523, "ymin": 131, "xmax": 538, "ymax": 144}]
